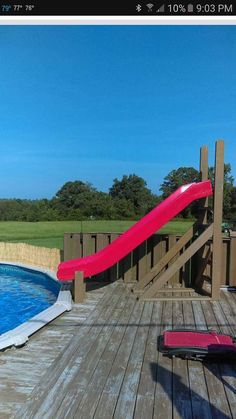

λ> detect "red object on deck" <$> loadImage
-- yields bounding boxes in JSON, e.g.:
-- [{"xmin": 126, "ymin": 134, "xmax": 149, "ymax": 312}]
[
  {"xmin": 159, "ymin": 330, "xmax": 236, "ymax": 360},
  {"xmin": 57, "ymin": 180, "xmax": 212, "ymax": 281},
  {"xmin": 163, "ymin": 330, "xmax": 236, "ymax": 350}
]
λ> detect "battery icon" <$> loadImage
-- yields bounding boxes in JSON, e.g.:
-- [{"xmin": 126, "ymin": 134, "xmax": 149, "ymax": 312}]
[{"xmin": 187, "ymin": 4, "xmax": 193, "ymax": 12}]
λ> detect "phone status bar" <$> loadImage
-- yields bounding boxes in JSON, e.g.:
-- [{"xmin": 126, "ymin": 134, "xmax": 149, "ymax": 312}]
[{"xmin": 0, "ymin": 2, "xmax": 234, "ymax": 16}]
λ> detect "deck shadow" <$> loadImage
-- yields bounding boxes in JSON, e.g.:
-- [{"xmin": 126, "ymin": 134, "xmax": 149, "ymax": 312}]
[
  {"xmin": 61, "ymin": 278, "xmax": 112, "ymax": 293},
  {"xmin": 204, "ymin": 362, "xmax": 236, "ymax": 395},
  {"xmin": 85, "ymin": 278, "xmax": 112, "ymax": 292},
  {"xmin": 150, "ymin": 362, "xmax": 232, "ymax": 418}
]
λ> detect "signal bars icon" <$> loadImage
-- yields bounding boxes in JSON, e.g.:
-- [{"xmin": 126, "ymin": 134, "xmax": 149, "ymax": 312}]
[{"xmin": 157, "ymin": 4, "xmax": 165, "ymax": 12}]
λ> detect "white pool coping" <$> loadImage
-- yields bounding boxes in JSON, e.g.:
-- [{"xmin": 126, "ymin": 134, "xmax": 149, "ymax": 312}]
[{"xmin": 0, "ymin": 262, "xmax": 72, "ymax": 351}]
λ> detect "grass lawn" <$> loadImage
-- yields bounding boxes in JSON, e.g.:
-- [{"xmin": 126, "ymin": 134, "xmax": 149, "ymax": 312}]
[{"xmin": 0, "ymin": 219, "xmax": 194, "ymax": 249}]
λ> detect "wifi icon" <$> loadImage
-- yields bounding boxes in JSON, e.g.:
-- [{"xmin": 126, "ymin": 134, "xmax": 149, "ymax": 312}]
[{"xmin": 146, "ymin": 3, "xmax": 154, "ymax": 12}]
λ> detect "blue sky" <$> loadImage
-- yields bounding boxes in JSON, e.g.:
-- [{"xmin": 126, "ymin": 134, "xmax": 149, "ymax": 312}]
[{"xmin": 0, "ymin": 25, "xmax": 235, "ymax": 199}]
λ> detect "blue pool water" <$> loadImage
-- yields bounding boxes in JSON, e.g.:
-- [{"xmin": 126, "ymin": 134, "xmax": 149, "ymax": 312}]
[{"xmin": 0, "ymin": 264, "xmax": 61, "ymax": 334}]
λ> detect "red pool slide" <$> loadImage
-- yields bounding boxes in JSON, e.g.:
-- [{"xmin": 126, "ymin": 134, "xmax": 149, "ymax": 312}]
[{"xmin": 57, "ymin": 180, "xmax": 212, "ymax": 281}]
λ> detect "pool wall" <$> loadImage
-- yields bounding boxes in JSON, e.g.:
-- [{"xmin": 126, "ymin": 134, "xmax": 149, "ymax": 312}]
[{"xmin": 0, "ymin": 262, "xmax": 72, "ymax": 351}]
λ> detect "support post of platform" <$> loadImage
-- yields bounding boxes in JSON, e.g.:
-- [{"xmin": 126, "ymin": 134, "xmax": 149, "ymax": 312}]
[
  {"xmin": 195, "ymin": 145, "xmax": 210, "ymax": 289},
  {"xmin": 199, "ymin": 145, "xmax": 209, "ymax": 225},
  {"xmin": 211, "ymin": 140, "xmax": 224, "ymax": 299},
  {"xmin": 73, "ymin": 271, "xmax": 86, "ymax": 303}
]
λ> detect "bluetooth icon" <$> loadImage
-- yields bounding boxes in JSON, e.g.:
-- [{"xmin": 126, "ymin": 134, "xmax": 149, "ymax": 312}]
[{"xmin": 136, "ymin": 4, "xmax": 142, "ymax": 12}]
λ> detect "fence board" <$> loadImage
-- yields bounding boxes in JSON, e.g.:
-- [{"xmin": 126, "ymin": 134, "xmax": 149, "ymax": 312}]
[
  {"xmin": 109, "ymin": 234, "xmax": 119, "ymax": 281},
  {"xmin": 64, "ymin": 233, "xmax": 82, "ymax": 261},
  {"xmin": 133, "ymin": 241, "xmax": 147, "ymax": 282},
  {"xmin": 181, "ymin": 241, "xmax": 191, "ymax": 287},
  {"xmin": 152, "ymin": 236, "xmax": 166, "ymax": 269},
  {"xmin": 146, "ymin": 237, "xmax": 153, "ymax": 272},
  {"xmin": 83, "ymin": 234, "xmax": 96, "ymax": 257},
  {"xmin": 168, "ymin": 235, "xmax": 179, "ymax": 287},
  {"xmin": 96, "ymin": 234, "xmax": 110, "ymax": 281},
  {"xmin": 222, "ymin": 239, "xmax": 228, "ymax": 286},
  {"xmin": 123, "ymin": 253, "xmax": 134, "ymax": 283}
]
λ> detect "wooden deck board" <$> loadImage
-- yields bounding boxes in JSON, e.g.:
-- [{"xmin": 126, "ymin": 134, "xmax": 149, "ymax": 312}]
[
  {"xmin": 57, "ymin": 295, "xmax": 136, "ymax": 418},
  {"xmin": 133, "ymin": 301, "xmax": 163, "ymax": 419},
  {"xmin": 187, "ymin": 300, "xmax": 213, "ymax": 419},
  {"xmin": 93, "ymin": 300, "xmax": 145, "ymax": 419},
  {"xmin": 201, "ymin": 299, "xmax": 233, "ymax": 418},
  {"xmin": 113, "ymin": 302, "xmax": 153, "ymax": 419},
  {"xmin": 153, "ymin": 301, "xmax": 173, "ymax": 419},
  {"xmin": 0, "ymin": 283, "xmax": 235, "ymax": 419},
  {"xmin": 172, "ymin": 296, "xmax": 192, "ymax": 419}
]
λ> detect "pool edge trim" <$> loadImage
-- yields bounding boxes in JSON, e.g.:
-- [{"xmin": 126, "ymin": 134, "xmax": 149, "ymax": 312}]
[{"xmin": 0, "ymin": 262, "xmax": 72, "ymax": 351}]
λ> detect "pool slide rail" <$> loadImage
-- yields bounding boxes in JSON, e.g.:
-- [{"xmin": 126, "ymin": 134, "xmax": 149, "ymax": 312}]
[{"xmin": 57, "ymin": 180, "xmax": 212, "ymax": 281}]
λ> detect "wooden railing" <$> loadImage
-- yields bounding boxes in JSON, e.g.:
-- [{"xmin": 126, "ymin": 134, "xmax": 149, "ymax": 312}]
[{"xmin": 64, "ymin": 231, "xmax": 236, "ymax": 287}]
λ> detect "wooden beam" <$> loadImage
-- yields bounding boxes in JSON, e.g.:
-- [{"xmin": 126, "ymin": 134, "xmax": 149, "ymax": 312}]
[
  {"xmin": 72, "ymin": 271, "xmax": 86, "ymax": 303},
  {"xmin": 132, "ymin": 222, "xmax": 198, "ymax": 293},
  {"xmin": 168, "ymin": 235, "xmax": 179, "ymax": 286},
  {"xmin": 149, "ymin": 287, "xmax": 195, "ymax": 293},
  {"xmin": 211, "ymin": 140, "xmax": 224, "ymax": 299},
  {"xmin": 141, "ymin": 296, "xmax": 211, "ymax": 301},
  {"xmin": 140, "ymin": 224, "xmax": 213, "ymax": 300},
  {"xmin": 194, "ymin": 244, "xmax": 211, "ymax": 288}
]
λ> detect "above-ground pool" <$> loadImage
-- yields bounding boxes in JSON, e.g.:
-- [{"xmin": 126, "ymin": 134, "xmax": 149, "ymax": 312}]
[{"xmin": 0, "ymin": 264, "xmax": 61, "ymax": 335}]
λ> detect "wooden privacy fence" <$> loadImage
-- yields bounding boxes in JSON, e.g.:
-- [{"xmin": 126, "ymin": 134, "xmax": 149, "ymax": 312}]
[{"xmin": 64, "ymin": 231, "xmax": 236, "ymax": 288}]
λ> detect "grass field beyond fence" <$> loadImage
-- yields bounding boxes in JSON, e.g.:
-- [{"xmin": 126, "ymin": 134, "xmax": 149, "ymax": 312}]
[{"xmin": 0, "ymin": 220, "xmax": 194, "ymax": 249}]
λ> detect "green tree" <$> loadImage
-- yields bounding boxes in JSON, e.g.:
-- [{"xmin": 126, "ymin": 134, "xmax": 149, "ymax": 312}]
[
  {"xmin": 53, "ymin": 181, "xmax": 98, "ymax": 220},
  {"xmin": 229, "ymin": 186, "xmax": 236, "ymax": 220},
  {"xmin": 160, "ymin": 167, "xmax": 200, "ymax": 198},
  {"xmin": 54, "ymin": 181, "xmax": 96, "ymax": 208},
  {"xmin": 160, "ymin": 167, "xmax": 200, "ymax": 218},
  {"xmin": 208, "ymin": 163, "xmax": 234, "ymax": 220},
  {"xmin": 0, "ymin": 199, "xmax": 42, "ymax": 221},
  {"xmin": 109, "ymin": 174, "xmax": 158, "ymax": 218},
  {"xmin": 160, "ymin": 164, "xmax": 235, "ymax": 220},
  {"xmin": 84, "ymin": 192, "xmax": 116, "ymax": 220},
  {"xmin": 112, "ymin": 197, "xmax": 136, "ymax": 219}
]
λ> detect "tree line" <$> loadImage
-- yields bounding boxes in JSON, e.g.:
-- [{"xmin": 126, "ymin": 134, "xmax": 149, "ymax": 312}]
[{"xmin": 0, "ymin": 165, "xmax": 235, "ymax": 222}]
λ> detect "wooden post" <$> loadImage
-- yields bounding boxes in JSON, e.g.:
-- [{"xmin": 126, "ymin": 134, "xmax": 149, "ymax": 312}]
[
  {"xmin": 195, "ymin": 145, "xmax": 210, "ymax": 288},
  {"xmin": 229, "ymin": 231, "xmax": 236, "ymax": 287},
  {"xmin": 211, "ymin": 140, "xmax": 224, "ymax": 299},
  {"xmin": 199, "ymin": 145, "xmax": 209, "ymax": 225},
  {"xmin": 73, "ymin": 271, "xmax": 86, "ymax": 303}
]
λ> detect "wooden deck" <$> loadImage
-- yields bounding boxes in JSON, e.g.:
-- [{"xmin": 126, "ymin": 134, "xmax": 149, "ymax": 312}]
[{"xmin": 1, "ymin": 281, "xmax": 236, "ymax": 418}]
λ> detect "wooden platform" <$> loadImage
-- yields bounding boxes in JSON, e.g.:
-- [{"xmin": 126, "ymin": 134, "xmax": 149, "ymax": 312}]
[{"xmin": 1, "ymin": 281, "xmax": 236, "ymax": 418}]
